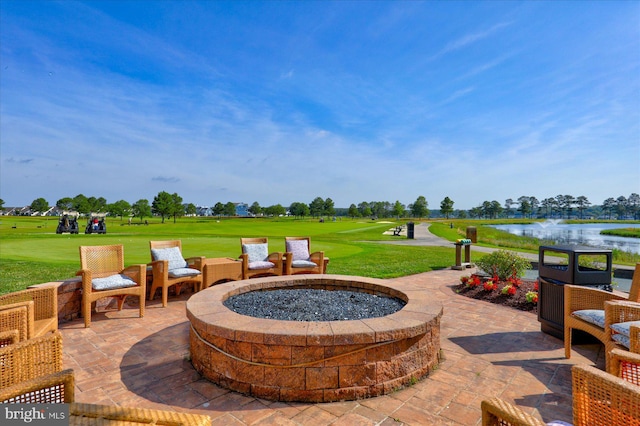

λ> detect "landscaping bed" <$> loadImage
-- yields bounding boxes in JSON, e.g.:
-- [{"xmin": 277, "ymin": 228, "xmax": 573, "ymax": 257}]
[{"xmin": 453, "ymin": 274, "xmax": 539, "ymax": 313}]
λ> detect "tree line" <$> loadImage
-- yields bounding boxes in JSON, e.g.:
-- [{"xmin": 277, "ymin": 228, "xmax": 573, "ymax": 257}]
[{"xmin": 1, "ymin": 192, "xmax": 638, "ymax": 221}]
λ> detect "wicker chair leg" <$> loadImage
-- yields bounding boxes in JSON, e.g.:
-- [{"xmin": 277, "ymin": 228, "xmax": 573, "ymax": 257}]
[{"xmin": 564, "ymin": 325, "xmax": 572, "ymax": 359}]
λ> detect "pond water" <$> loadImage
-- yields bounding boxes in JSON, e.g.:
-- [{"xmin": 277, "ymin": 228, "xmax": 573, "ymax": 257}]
[{"xmin": 490, "ymin": 222, "xmax": 640, "ymax": 254}]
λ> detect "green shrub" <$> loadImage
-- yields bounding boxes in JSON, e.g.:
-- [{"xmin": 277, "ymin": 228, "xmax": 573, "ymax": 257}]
[{"xmin": 475, "ymin": 249, "xmax": 531, "ymax": 280}]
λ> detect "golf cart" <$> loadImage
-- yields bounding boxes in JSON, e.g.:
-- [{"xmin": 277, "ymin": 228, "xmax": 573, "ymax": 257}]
[
  {"xmin": 56, "ymin": 212, "xmax": 79, "ymax": 234},
  {"xmin": 85, "ymin": 214, "xmax": 107, "ymax": 234}
]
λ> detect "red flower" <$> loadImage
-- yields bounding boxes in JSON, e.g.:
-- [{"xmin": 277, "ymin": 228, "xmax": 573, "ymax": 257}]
[
  {"xmin": 534, "ymin": 280, "xmax": 539, "ymax": 291},
  {"xmin": 507, "ymin": 286, "xmax": 517, "ymax": 295}
]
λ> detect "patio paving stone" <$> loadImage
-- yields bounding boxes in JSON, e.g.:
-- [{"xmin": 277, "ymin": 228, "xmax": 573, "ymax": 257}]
[{"xmin": 59, "ymin": 268, "xmax": 605, "ymax": 425}]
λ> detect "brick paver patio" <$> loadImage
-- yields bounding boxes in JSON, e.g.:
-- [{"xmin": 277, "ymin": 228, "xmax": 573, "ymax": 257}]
[{"xmin": 60, "ymin": 268, "xmax": 604, "ymax": 425}]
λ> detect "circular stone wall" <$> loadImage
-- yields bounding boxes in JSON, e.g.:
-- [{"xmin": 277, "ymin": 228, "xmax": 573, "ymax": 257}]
[{"xmin": 186, "ymin": 274, "xmax": 443, "ymax": 403}]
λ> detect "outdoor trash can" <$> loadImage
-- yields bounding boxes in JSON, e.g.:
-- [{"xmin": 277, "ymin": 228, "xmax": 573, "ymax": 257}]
[
  {"xmin": 537, "ymin": 245, "xmax": 612, "ymax": 340},
  {"xmin": 407, "ymin": 222, "xmax": 414, "ymax": 239},
  {"xmin": 466, "ymin": 226, "xmax": 477, "ymax": 243}
]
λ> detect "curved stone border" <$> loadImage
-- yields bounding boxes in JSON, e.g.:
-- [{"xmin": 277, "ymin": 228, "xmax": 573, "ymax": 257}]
[{"xmin": 186, "ymin": 274, "xmax": 443, "ymax": 402}]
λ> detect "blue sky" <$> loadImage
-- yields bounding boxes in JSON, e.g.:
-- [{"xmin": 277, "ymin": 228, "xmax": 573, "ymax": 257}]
[{"xmin": 1, "ymin": 1, "xmax": 638, "ymax": 210}]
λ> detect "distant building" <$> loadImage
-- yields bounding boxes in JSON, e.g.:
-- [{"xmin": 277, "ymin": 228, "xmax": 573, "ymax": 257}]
[{"xmin": 235, "ymin": 203, "xmax": 249, "ymax": 217}]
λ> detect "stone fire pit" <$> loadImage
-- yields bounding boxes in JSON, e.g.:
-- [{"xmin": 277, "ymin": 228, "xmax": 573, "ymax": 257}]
[{"xmin": 186, "ymin": 274, "xmax": 443, "ymax": 402}]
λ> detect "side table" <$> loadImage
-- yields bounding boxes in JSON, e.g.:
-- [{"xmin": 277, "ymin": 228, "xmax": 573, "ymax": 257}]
[{"xmin": 202, "ymin": 257, "xmax": 243, "ymax": 289}]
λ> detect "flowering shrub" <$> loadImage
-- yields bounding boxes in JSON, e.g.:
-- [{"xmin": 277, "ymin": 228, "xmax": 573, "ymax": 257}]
[
  {"xmin": 501, "ymin": 285, "xmax": 517, "ymax": 296},
  {"xmin": 475, "ymin": 250, "xmax": 531, "ymax": 281},
  {"xmin": 534, "ymin": 280, "xmax": 539, "ymax": 291},
  {"xmin": 483, "ymin": 280, "xmax": 497, "ymax": 291},
  {"xmin": 526, "ymin": 291, "xmax": 539, "ymax": 303},
  {"xmin": 467, "ymin": 276, "xmax": 482, "ymax": 288},
  {"xmin": 507, "ymin": 276, "xmax": 522, "ymax": 287},
  {"xmin": 460, "ymin": 276, "xmax": 469, "ymax": 284}
]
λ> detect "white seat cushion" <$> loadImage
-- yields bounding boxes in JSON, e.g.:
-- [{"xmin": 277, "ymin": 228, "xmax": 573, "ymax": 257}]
[
  {"xmin": 292, "ymin": 260, "xmax": 318, "ymax": 268},
  {"xmin": 151, "ymin": 247, "xmax": 188, "ymax": 270},
  {"xmin": 610, "ymin": 320, "xmax": 640, "ymax": 348},
  {"xmin": 572, "ymin": 309, "xmax": 605, "ymax": 328},
  {"xmin": 248, "ymin": 261, "xmax": 275, "ymax": 270},
  {"xmin": 92, "ymin": 274, "xmax": 137, "ymax": 291},
  {"xmin": 168, "ymin": 267, "xmax": 201, "ymax": 278},
  {"xmin": 243, "ymin": 243, "xmax": 269, "ymax": 263}
]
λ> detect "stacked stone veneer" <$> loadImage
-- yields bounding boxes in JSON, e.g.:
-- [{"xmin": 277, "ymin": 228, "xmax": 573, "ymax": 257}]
[{"xmin": 186, "ymin": 274, "xmax": 443, "ymax": 402}]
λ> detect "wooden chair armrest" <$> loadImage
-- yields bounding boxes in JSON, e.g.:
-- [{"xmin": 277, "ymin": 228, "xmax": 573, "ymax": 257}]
[
  {"xmin": 309, "ymin": 251, "xmax": 324, "ymax": 261},
  {"xmin": 267, "ymin": 252, "xmax": 283, "ymax": 262},
  {"xmin": 480, "ymin": 398, "xmax": 545, "ymax": 426},
  {"xmin": 0, "ymin": 329, "xmax": 20, "ymax": 347},
  {"xmin": 150, "ymin": 259, "xmax": 169, "ymax": 275},
  {"xmin": 605, "ymin": 300, "xmax": 640, "ymax": 325},
  {"xmin": 565, "ymin": 284, "xmax": 626, "ymax": 312},
  {"xmin": 186, "ymin": 256, "xmax": 206, "ymax": 270},
  {"xmin": 0, "ymin": 304, "xmax": 31, "ymax": 342},
  {"xmin": 0, "ymin": 369, "xmax": 74, "ymax": 403},
  {"xmin": 121, "ymin": 264, "xmax": 147, "ymax": 284},
  {"xmin": 632, "ymin": 324, "xmax": 640, "ymax": 353}
]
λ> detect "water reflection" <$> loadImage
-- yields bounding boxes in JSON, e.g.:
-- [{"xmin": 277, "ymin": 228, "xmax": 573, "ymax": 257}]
[{"xmin": 490, "ymin": 223, "xmax": 640, "ymax": 254}]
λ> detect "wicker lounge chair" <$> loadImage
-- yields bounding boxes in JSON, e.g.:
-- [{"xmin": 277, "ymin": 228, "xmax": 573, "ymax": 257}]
[
  {"xmin": 0, "ymin": 286, "xmax": 58, "ymax": 339},
  {"xmin": 564, "ymin": 263, "xmax": 640, "ymax": 365},
  {"xmin": 284, "ymin": 236, "xmax": 325, "ymax": 275},
  {"xmin": 78, "ymin": 244, "xmax": 146, "ymax": 327},
  {"xmin": 481, "ymin": 364, "xmax": 640, "ymax": 426},
  {"xmin": 0, "ymin": 330, "xmax": 63, "ymax": 389},
  {"xmin": 149, "ymin": 240, "xmax": 204, "ymax": 307},
  {"xmin": 239, "ymin": 237, "xmax": 283, "ymax": 279},
  {"xmin": 610, "ymin": 347, "xmax": 640, "ymax": 386},
  {"xmin": 0, "ymin": 369, "xmax": 75, "ymax": 403},
  {"xmin": 70, "ymin": 403, "xmax": 212, "ymax": 425},
  {"xmin": 0, "ymin": 304, "xmax": 30, "ymax": 344}
]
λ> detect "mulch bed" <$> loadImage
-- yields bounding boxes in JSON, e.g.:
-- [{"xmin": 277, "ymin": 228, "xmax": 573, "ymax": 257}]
[{"xmin": 453, "ymin": 276, "xmax": 539, "ymax": 313}]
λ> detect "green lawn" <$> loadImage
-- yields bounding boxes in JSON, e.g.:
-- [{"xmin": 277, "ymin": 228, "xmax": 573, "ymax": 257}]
[
  {"xmin": 3, "ymin": 216, "xmax": 637, "ymax": 295},
  {"xmin": 0, "ymin": 216, "xmax": 454, "ymax": 294}
]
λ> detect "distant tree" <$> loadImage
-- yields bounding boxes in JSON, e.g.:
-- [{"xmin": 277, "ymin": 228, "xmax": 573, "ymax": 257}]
[
  {"xmin": 529, "ymin": 197, "xmax": 539, "ymax": 218},
  {"xmin": 440, "ymin": 197, "xmax": 454, "ymax": 219},
  {"xmin": 358, "ymin": 202, "xmax": 372, "ymax": 217},
  {"xmin": 185, "ymin": 203, "xmax": 197, "ymax": 216},
  {"xmin": 223, "ymin": 202, "xmax": 236, "ymax": 216},
  {"xmin": 289, "ymin": 202, "xmax": 310, "ymax": 218},
  {"xmin": 248, "ymin": 201, "xmax": 262, "ymax": 216},
  {"xmin": 615, "ymin": 196, "xmax": 628, "ymax": 219},
  {"xmin": 30, "ymin": 198, "xmax": 49, "ymax": 214},
  {"xmin": 470, "ymin": 206, "xmax": 483, "ymax": 219},
  {"xmin": 152, "ymin": 191, "xmax": 174, "ymax": 223},
  {"xmin": 602, "ymin": 197, "xmax": 616, "ymax": 219},
  {"xmin": 264, "ymin": 204, "xmax": 286, "ymax": 216},
  {"xmin": 170, "ymin": 193, "xmax": 184, "ymax": 223},
  {"xmin": 348, "ymin": 204, "xmax": 360, "ymax": 218},
  {"xmin": 410, "ymin": 196, "xmax": 429, "ymax": 218},
  {"xmin": 370, "ymin": 201, "xmax": 391, "ymax": 218},
  {"xmin": 504, "ymin": 198, "xmax": 514, "ymax": 218},
  {"xmin": 213, "ymin": 202, "xmax": 224, "ymax": 218},
  {"xmin": 73, "ymin": 194, "xmax": 91, "ymax": 215},
  {"xmin": 491, "ymin": 200, "xmax": 503, "ymax": 218},
  {"xmin": 323, "ymin": 198, "xmax": 336, "ymax": 217},
  {"xmin": 87, "ymin": 196, "xmax": 107, "ymax": 213},
  {"xmin": 309, "ymin": 197, "xmax": 324, "ymax": 217},
  {"xmin": 56, "ymin": 197, "xmax": 74, "ymax": 211},
  {"xmin": 108, "ymin": 200, "xmax": 131, "ymax": 220},
  {"xmin": 456, "ymin": 210, "xmax": 467, "ymax": 219},
  {"xmin": 629, "ymin": 193, "xmax": 640, "ymax": 220},
  {"xmin": 575, "ymin": 196, "xmax": 591, "ymax": 219},
  {"xmin": 131, "ymin": 199, "xmax": 151, "ymax": 222},
  {"xmin": 392, "ymin": 200, "xmax": 405, "ymax": 218},
  {"xmin": 0, "ymin": 198, "xmax": 4, "ymax": 211},
  {"xmin": 517, "ymin": 196, "xmax": 532, "ymax": 218}
]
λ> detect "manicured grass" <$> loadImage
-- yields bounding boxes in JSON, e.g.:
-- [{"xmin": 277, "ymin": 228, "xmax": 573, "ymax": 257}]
[{"xmin": 0, "ymin": 216, "xmax": 453, "ymax": 294}]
